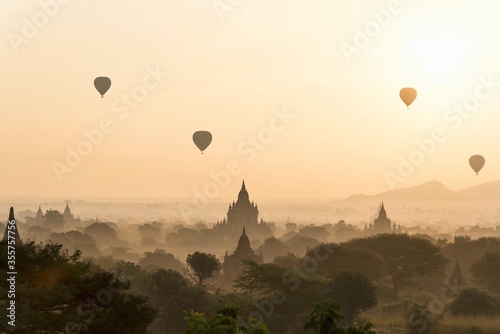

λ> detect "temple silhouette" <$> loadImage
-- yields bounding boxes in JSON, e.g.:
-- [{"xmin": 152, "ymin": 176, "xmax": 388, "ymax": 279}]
[
  {"xmin": 223, "ymin": 227, "xmax": 264, "ymax": 285},
  {"xmin": 448, "ymin": 260, "xmax": 466, "ymax": 287},
  {"xmin": 365, "ymin": 202, "xmax": 401, "ymax": 234},
  {"xmin": 213, "ymin": 180, "xmax": 273, "ymax": 244},
  {"xmin": 439, "ymin": 259, "xmax": 467, "ymax": 303},
  {"xmin": 63, "ymin": 202, "xmax": 81, "ymax": 225},
  {"xmin": 35, "ymin": 205, "xmax": 44, "ymax": 224},
  {"xmin": 27, "ymin": 202, "xmax": 81, "ymax": 226}
]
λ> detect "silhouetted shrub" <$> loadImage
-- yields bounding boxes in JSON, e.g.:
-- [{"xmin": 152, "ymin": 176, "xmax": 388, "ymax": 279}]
[{"xmin": 449, "ymin": 288, "xmax": 500, "ymax": 316}]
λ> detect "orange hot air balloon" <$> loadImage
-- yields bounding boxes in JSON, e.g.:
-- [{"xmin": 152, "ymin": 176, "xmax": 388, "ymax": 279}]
[
  {"xmin": 193, "ymin": 131, "xmax": 212, "ymax": 154},
  {"xmin": 399, "ymin": 88, "xmax": 417, "ymax": 109},
  {"xmin": 469, "ymin": 155, "xmax": 485, "ymax": 175}
]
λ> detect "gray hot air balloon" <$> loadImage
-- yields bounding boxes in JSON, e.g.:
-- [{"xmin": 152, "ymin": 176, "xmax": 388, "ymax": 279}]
[
  {"xmin": 469, "ymin": 155, "xmax": 485, "ymax": 175},
  {"xmin": 94, "ymin": 77, "xmax": 111, "ymax": 98},
  {"xmin": 193, "ymin": 131, "xmax": 212, "ymax": 154}
]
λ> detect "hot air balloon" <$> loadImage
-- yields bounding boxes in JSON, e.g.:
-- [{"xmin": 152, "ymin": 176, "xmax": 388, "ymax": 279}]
[
  {"xmin": 94, "ymin": 77, "xmax": 111, "ymax": 98},
  {"xmin": 400, "ymin": 88, "xmax": 417, "ymax": 109},
  {"xmin": 193, "ymin": 131, "xmax": 212, "ymax": 154},
  {"xmin": 469, "ymin": 155, "xmax": 485, "ymax": 175}
]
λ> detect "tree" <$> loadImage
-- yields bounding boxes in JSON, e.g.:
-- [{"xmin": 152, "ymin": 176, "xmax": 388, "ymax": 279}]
[
  {"xmin": 0, "ymin": 240, "xmax": 156, "ymax": 333},
  {"xmin": 44, "ymin": 209, "xmax": 65, "ymax": 232},
  {"xmin": 138, "ymin": 248, "xmax": 184, "ymax": 272},
  {"xmin": 186, "ymin": 251, "xmax": 222, "ymax": 286},
  {"xmin": 258, "ymin": 237, "xmax": 291, "ymax": 262},
  {"xmin": 140, "ymin": 237, "xmax": 158, "ymax": 249},
  {"xmin": 236, "ymin": 260, "xmax": 329, "ymax": 332},
  {"xmin": 304, "ymin": 299, "xmax": 375, "ymax": 334},
  {"xmin": 27, "ymin": 225, "xmax": 52, "ymax": 242},
  {"xmin": 236, "ymin": 260, "xmax": 327, "ymax": 298},
  {"xmin": 304, "ymin": 299, "xmax": 343, "ymax": 334},
  {"xmin": 328, "ymin": 272, "xmax": 377, "ymax": 325},
  {"xmin": 142, "ymin": 269, "xmax": 216, "ymax": 333},
  {"xmin": 273, "ymin": 253, "xmax": 302, "ymax": 269},
  {"xmin": 299, "ymin": 226, "xmax": 329, "ymax": 242},
  {"xmin": 309, "ymin": 244, "xmax": 387, "ymax": 281},
  {"xmin": 331, "ymin": 220, "xmax": 361, "ymax": 242},
  {"xmin": 84, "ymin": 222, "xmax": 118, "ymax": 244},
  {"xmin": 104, "ymin": 246, "xmax": 140, "ymax": 263},
  {"xmin": 443, "ymin": 236, "xmax": 500, "ymax": 283},
  {"xmin": 112, "ymin": 260, "xmax": 147, "ymax": 293},
  {"xmin": 449, "ymin": 288, "xmax": 500, "ymax": 316},
  {"xmin": 285, "ymin": 235, "xmax": 321, "ymax": 256},
  {"xmin": 92, "ymin": 256, "xmax": 118, "ymax": 271},
  {"xmin": 49, "ymin": 230, "xmax": 101, "ymax": 257},
  {"xmin": 471, "ymin": 252, "xmax": 500, "ymax": 293},
  {"xmin": 346, "ymin": 234, "xmax": 448, "ymax": 300},
  {"xmin": 185, "ymin": 304, "xmax": 270, "ymax": 334},
  {"xmin": 138, "ymin": 223, "xmax": 162, "ymax": 242}
]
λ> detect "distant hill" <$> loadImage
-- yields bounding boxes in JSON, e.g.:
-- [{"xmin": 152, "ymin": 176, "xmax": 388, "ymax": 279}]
[
  {"xmin": 459, "ymin": 181, "xmax": 500, "ymax": 200},
  {"xmin": 341, "ymin": 180, "xmax": 500, "ymax": 204}
]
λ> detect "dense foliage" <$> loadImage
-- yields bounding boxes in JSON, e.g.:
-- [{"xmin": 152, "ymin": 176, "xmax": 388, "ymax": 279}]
[{"xmin": 0, "ymin": 240, "xmax": 156, "ymax": 334}]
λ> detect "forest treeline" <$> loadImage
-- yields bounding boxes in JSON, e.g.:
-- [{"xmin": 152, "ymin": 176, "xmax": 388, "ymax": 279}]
[{"xmin": 3, "ymin": 231, "xmax": 500, "ymax": 333}]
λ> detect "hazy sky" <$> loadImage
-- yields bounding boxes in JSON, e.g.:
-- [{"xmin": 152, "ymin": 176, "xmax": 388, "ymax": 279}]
[{"xmin": 1, "ymin": 0, "xmax": 500, "ymax": 200}]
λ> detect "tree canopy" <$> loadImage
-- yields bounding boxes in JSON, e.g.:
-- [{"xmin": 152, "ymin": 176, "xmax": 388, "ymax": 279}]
[
  {"xmin": 138, "ymin": 248, "xmax": 184, "ymax": 272},
  {"xmin": 344, "ymin": 234, "xmax": 448, "ymax": 299},
  {"xmin": 186, "ymin": 251, "xmax": 222, "ymax": 286},
  {"xmin": 328, "ymin": 271, "xmax": 377, "ymax": 325},
  {"xmin": 44, "ymin": 210, "xmax": 65, "ymax": 232},
  {"xmin": 236, "ymin": 260, "xmax": 329, "ymax": 332},
  {"xmin": 304, "ymin": 299, "xmax": 376, "ymax": 334},
  {"xmin": 0, "ymin": 240, "xmax": 156, "ymax": 333},
  {"xmin": 308, "ymin": 244, "xmax": 386, "ymax": 281},
  {"xmin": 449, "ymin": 288, "xmax": 500, "ymax": 316},
  {"xmin": 471, "ymin": 252, "xmax": 500, "ymax": 293},
  {"xmin": 185, "ymin": 304, "xmax": 270, "ymax": 334},
  {"xmin": 142, "ymin": 268, "xmax": 216, "ymax": 333}
]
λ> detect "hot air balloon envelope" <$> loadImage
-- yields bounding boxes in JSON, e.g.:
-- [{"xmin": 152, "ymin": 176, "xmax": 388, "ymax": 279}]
[
  {"xmin": 469, "ymin": 155, "xmax": 485, "ymax": 175},
  {"xmin": 400, "ymin": 88, "xmax": 417, "ymax": 109},
  {"xmin": 94, "ymin": 77, "xmax": 111, "ymax": 98},
  {"xmin": 193, "ymin": 131, "xmax": 212, "ymax": 154}
]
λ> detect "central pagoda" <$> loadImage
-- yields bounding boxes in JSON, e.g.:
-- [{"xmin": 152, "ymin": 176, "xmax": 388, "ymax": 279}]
[
  {"xmin": 226, "ymin": 180, "xmax": 258, "ymax": 227},
  {"xmin": 213, "ymin": 180, "xmax": 273, "ymax": 244}
]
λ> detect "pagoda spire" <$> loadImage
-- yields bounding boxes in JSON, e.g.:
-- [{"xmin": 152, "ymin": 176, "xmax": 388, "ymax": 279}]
[
  {"xmin": 236, "ymin": 226, "xmax": 251, "ymax": 251},
  {"xmin": 449, "ymin": 259, "xmax": 466, "ymax": 286},
  {"xmin": 35, "ymin": 205, "xmax": 44, "ymax": 221},
  {"xmin": 378, "ymin": 201, "xmax": 387, "ymax": 219},
  {"xmin": 2, "ymin": 207, "xmax": 21, "ymax": 244}
]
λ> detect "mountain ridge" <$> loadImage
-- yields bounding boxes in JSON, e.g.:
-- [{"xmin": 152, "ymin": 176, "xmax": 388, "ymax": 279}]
[{"xmin": 341, "ymin": 180, "xmax": 500, "ymax": 204}]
